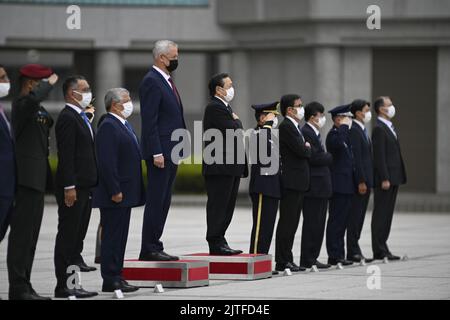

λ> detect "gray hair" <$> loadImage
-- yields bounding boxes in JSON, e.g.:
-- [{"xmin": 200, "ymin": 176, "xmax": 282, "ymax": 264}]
[
  {"xmin": 153, "ymin": 40, "xmax": 178, "ymax": 59},
  {"xmin": 104, "ymin": 88, "xmax": 129, "ymax": 111}
]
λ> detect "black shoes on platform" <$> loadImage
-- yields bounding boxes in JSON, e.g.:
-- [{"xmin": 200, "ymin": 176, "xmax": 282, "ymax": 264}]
[
  {"xmin": 139, "ymin": 251, "xmax": 179, "ymax": 261},
  {"xmin": 209, "ymin": 244, "xmax": 243, "ymax": 256}
]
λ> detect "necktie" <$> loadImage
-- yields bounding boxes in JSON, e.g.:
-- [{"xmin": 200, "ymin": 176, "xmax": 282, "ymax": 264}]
[
  {"xmin": 0, "ymin": 106, "xmax": 12, "ymax": 137},
  {"xmin": 168, "ymin": 77, "xmax": 181, "ymax": 106},
  {"xmin": 297, "ymin": 124, "xmax": 305, "ymax": 142},
  {"xmin": 124, "ymin": 120, "xmax": 139, "ymax": 145},
  {"xmin": 391, "ymin": 124, "xmax": 397, "ymax": 138},
  {"xmin": 318, "ymin": 133, "xmax": 324, "ymax": 149},
  {"xmin": 80, "ymin": 111, "xmax": 93, "ymax": 138},
  {"xmin": 363, "ymin": 127, "xmax": 370, "ymax": 142}
]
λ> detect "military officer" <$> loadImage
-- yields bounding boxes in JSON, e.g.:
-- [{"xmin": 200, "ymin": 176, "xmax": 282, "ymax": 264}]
[{"xmin": 248, "ymin": 102, "xmax": 281, "ymax": 256}]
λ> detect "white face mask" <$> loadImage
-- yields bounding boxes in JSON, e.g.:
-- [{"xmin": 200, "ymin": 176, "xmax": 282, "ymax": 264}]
[
  {"xmin": 224, "ymin": 87, "xmax": 235, "ymax": 103},
  {"xmin": 0, "ymin": 82, "xmax": 10, "ymax": 98},
  {"xmin": 363, "ymin": 111, "xmax": 372, "ymax": 124},
  {"xmin": 386, "ymin": 105, "xmax": 396, "ymax": 119},
  {"xmin": 271, "ymin": 117, "xmax": 279, "ymax": 129},
  {"xmin": 294, "ymin": 107, "xmax": 304, "ymax": 121},
  {"xmin": 316, "ymin": 116, "xmax": 326, "ymax": 128},
  {"xmin": 74, "ymin": 91, "xmax": 92, "ymax": 109},
  {"xmin": 121, "ymin": 101, "xmax": 134, "ymax": 119}
]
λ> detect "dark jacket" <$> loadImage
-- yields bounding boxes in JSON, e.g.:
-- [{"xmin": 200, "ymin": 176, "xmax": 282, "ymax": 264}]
[
  {"xmin": 372, "ymin": 119, "xmax": 407, "ymax": 187},
  {"xmin": 92, "ymin": 114, "xmax": 145, "ymax": 208},
  {"xmin": 326, "ymin": 124, "xmax": 356, "ymax": 195},
  {"xmin": 202, "ymin": 97, "xmax": 248, "ymax": 178},
  {"xmin": 11, "ymin": 81, "xmax": 54, "ymax": 193},
  {"xmin": 349, "ymin": 121, "xmax": 374, "ymax": 188},
  {"xmin": 0, "ymin": 104, "xmax": 15, "ymax": 198},
  {"xmin": 302, "ymin": 123, "xmax": 333, "ymax": 198},
  {"xmin": 249, "ymin": 123, "xmax": 281, "ymax": 199},
  {"xmin": 279, "ymin": 118, "xmax": 311, "ymax": 192},
  {"xmin": 55, "ymin": 105, "xmax": 98, "ymax": 189},
  {"xmin": 139, "ymin": 67, "xmax": 187, "ymax": 161}
]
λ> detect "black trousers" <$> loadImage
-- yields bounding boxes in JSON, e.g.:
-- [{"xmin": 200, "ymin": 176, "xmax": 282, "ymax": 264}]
[
  {"xmin": 300, "ymin": 197, "xmax": 328, "ymax": 267},
  {"xmin": 249, "ymin": 193, "xmax": 279, "ymax": 254},
  {"xmin": 100, "ymin": 207, "xmax": 131, "ymax": 284},
  {"xmin": 371, "ymin": 185, "xmax": 399, "ymax": 257},
  {"xmin": 205, "ymin": 175, "xmax": 241, "ymax": 248},
  {"xmin": 7, "ymin": 186, "xmax": 44, "ymax": 295},
  {"xmin": 347, "ymin": 190, "xmax": 371, "ymax": 258},
  {"xmin": 0, "ymin": 196, "xmax": 13, "ymax": 243},
  {"xmin": 54, "ymin": 187, "xmax": 93, "ymax": 288},
  {"xmin": 326, "ymin": 193, "xmax": 353, "ymax": 260},
  {"xmin": 141, "ymin": 161, "xmax": 177, "ymax": 254},
  {"xmin": 275, "ymin": 189, "xmax": 304, "ymax": 264}
]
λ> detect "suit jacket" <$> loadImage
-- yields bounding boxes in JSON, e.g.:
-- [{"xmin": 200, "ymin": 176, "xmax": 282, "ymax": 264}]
[
  {"xmin": 92, "ymin": 114, "xmax": 145, "ymax": 208},
  {"xmin": 55, "ymin": 105, "xmax": 98, "ymax": 189},
  {"xmin": 372, "ymin": 119, "xmax": 407, "ymax": 187},
  {"xmin": 279, "ymin": 118, "xmax": 311, "ymax": 192},
  {"xmin": 302, "ymin": 124, "xmax": 332, "ymax": 198},
  {"xmin": 11, "ymin": 81, "xmax": 54, "ymax": 193},
  {"xmin": 139, "ymin": 67, "xmax": 187, "ymax": 161},
  {"xmin": 0, "ymin": 104, "xmax": 16, "ymax": 198},
  {"xmin": 202, "ymin": 97, "xmax": 248, "ymax": 177},
  {"xmin": 349, "ymin": 122, "xmax": 374, "ymax": 188},
  {"xmin": 248, "ymin": 124, "xmax": 281, "ymax": 199},
  {"xmin": 326, "ymin": 125, "xmax": 356, "ymax": 195}
]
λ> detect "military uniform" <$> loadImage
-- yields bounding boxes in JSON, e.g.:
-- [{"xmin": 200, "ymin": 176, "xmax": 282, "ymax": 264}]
[
  {"xmin": 7, "ymin": 65, "xmax": 54, "ymax": 299},
  {"xmin": 248, "ymin": 103, "xmax": 281, "ymax": 255}
]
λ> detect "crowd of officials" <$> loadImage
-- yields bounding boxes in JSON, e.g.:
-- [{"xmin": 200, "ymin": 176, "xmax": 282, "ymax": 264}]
[{"xmin": 0, "ymin": 40, "xmax": 406, "ymax": 300}]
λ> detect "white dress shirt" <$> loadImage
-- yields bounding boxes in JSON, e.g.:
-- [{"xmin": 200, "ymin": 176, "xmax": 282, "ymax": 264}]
[
  {"xmin": 153, "ymin": 65, "xmax": 172, "ymax": 89},
  {"xmin": 306, "ymin": 121, "xmax": 320, "ymax": 136},
  {"xmin": 378, "ymin": 116, "xmax": 397, "ymax": 138}
]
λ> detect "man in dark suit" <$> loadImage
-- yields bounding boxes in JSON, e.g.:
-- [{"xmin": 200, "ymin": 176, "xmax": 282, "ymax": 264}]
[
  {"xmin": 325, "ymin": 104, "xmax": 356, "ymax": 266},
  {"xmin": 139, "ymin": 40, "xmax": 187, "ymax": 261},
  {"xmin": 347, "ymin": 99, "xmax": 374, "ymax": 263},
  {"xmin": 93, "ymin": 88, "xmax": 145, "ymax": 293},
  {"xmin": 53, "ymin": 75, "xmax": 98, "ymax": 298},
  {"xmin": 0, "ymin": 64, "xmax": 14, "ymax": 243},
  {"xmin": 275, "ymin": 94, "xmax": 311, "ymax": 272},
  {"xmin": 202, "ymin": 73, "xmax": 247, "ymax": 255},
  {"xmin": 371, "ymin": 96, "xmax": 407, "ymax": 261},
  {"xmin": 7, "ymin": 64, "xmax": 57, "ymax": 300},
  {"xmin": 248, "ymin": 102, "xmax": 281, "ymax": 256},
  {"xmin": 300, "ymin": 102, "xmax": 333, "ymax": 270}
]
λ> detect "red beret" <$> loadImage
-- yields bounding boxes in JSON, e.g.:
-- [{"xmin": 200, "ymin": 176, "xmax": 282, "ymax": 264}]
[{"xmin": 19, "ymin": 64, "xmax": 53, "ymax": 79}]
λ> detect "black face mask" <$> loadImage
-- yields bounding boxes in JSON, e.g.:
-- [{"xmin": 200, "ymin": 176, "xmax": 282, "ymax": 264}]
[{"xmin": 166, "ymin": 59, "xmax": 178, "ymax": 72}]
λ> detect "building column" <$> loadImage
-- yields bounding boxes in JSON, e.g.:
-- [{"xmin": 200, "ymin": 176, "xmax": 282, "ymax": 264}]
[
  {"xmin": 437, "ymin": 47, "xmax": 450, "ymax": 194},
  {"xmin": 94, "ymin": 50, "xmax": 123, "ymax": 112},
  {"xmin": 313, "ymin": 46, "xmax": 342, "ymax": 132}
]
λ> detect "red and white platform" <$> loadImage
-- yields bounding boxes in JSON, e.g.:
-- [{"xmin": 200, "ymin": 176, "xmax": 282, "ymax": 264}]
[
  {"xmin": 180, "ymin": 253, "xmax": 272, "ymax": 280},
  {"xmin": 122, "ymin": 259, "xmax": 209, "ymax": 288}
]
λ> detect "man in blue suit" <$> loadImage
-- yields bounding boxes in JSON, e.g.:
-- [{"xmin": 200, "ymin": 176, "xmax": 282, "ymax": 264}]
[
  {"xmin": 93, "ymin": 88, "xmax": 145, "ymax": 293},
  {"xmin": 325, "ymin": 104, "xmax": 356, "ymax": 266},
  {"xmin": 0, "ymin": 64, "xmax": 14, "ymax": 243},
  {"xmin": 139, "ymin": 40, "xmax": 187, "ymax": 261}
]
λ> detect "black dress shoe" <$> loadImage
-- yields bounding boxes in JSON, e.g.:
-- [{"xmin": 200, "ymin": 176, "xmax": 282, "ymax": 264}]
[
  {"xmin": 139, "ymin": 251, "xmax": 176, "ymax": 261},
  {"xmin": 272, "ymin": 270, "xmax": 279, "ymax": 275},
  {"xmin": 386, "ymin": 253, "xmax": 401, "ymax": 261},
  {"xmin": 54, "ymin": 286, "xmax": 98, "ymax": 299},
  {"xmin": 78, "ymin": 261, "xmax": 97, "ymax": 272},
  {"xmin": 222, "ymin": 244, "xmax": 243, "ymax": 255},
  {"xmin": 275, "ymin": 262, "xmax": 306, "ymax": 272},
  {"xmin": 347, "ymin": 254, "xmax": 365, "ymax": 263},
  {"xmin": 160, "ymin": 251, "xmax": 179, "ymax": 261},
  {"xmin": 9, "ymin": 291, "xmax": 52, "ymax": 300},
  {"xmin": 209, "ymin": 246, "xmax": 241, "ymax": 256},
  {"xmin": 328, "ymin": 258, "xmax": 354, "ymax": 266},
  {"xmin": 314, "ymin": 260, "xmax": 331, "ymax": 269},
  {"xmin": 102, "ymin": 281, "xmax": 139, "ymax": 293}
]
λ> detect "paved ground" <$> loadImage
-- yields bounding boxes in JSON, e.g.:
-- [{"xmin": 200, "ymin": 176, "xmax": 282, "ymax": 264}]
[{"xmin": 1, "ymin": 204, "xmax": 449, "ymax": 300}]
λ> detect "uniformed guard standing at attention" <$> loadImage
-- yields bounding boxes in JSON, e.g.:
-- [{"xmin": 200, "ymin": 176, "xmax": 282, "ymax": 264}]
[
  {"xmin": 7, "ymin": 64, "xmax": 58, "ymax": 300},
  {"xmin": 325, "ymin": 104, "xmax": 356, "ymax": 267},
  {"xmin": 248, "ymin": 102, "xmax": 281, "ymax": 256}
]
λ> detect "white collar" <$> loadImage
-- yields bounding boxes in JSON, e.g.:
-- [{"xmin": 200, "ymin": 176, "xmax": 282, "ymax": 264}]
[
  {"xmin": 353, "ymin": 119, "xmax": 366, "ymax": 130},
  {"xmin": 378, "ymin": 116, "xmax": 393, "ymax": 127},
  {"xmin": 66, "ymin": 103, "xmax": 83, "ymax": 114},
  {"xmin": 306, "ymin": 121, "xmax": 320, "ymax": 136},
  {"xmin": 286, "ymin": 116, "xmax": 300, "ymax": 129},
  {"xmin": 214, "ymin": 95, "xmax": 229, "ymax": 107},
  {"xmin": 152, "ymin": 65, "xmax": 171, "ymax": 84},
  {"xmin": 108, "ymin": 112, "xmax": 126, "ymax": 125}
]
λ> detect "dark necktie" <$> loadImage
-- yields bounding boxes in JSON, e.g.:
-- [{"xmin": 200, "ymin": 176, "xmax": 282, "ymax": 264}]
[
  {"xmin": 80, "ymin": 111, "xmax": 93, "ymax": 138},
  {"xmin": 124, "ymin": 120, "xmax": 139, "ymax": 146},
  {"xmin": 297, "ymin": 124, "xmax": 305, "ymax": 142},
  {"xmin": 0, "ymin": 105, "xmax": 12, "ymax": 137},
  {"xmin": 168, "ymin": 77, "xmax": 181, "ymax": 106},
  {"xmin": 391, "ymin": 124, "xmax": 397, "ymax": 138},
  {"xmin": 363, "ymin": 127, "xmax": 370, "ymax": 143}
]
